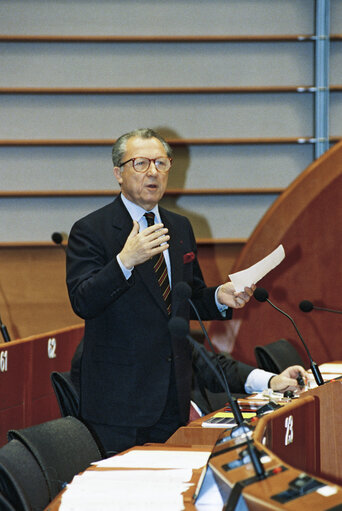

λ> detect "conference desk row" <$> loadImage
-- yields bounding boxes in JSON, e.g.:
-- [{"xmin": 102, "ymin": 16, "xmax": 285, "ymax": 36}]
[
  {"xmin": 0, "ymin": 324, "xmax": 84, "ymax": 446},
  {"xmin": 46, "ymin": 374, "xmax": 342, "ymax": 511},
  {"xmin": 1, "ymin": 328, "xmax": 341, "ymax": 509}
]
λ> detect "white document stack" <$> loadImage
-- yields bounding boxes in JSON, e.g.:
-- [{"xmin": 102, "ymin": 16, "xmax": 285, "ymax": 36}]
[{"xmin": 59, "ymin": 449, "xmax": 211, "ymax": 511}]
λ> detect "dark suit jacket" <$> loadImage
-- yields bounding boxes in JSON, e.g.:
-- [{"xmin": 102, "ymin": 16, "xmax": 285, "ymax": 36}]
[{"xmin": 66, "ymin": 195, "xmax": 235, "ymax": 427}]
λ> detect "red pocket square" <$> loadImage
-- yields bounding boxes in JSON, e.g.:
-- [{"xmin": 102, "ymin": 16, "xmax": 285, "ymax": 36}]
[{"xmin": 183, "ymin": 251, "xmax": 195, "ymax": 264}]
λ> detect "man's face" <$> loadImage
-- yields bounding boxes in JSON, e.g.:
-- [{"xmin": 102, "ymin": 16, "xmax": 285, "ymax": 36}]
[{"xmin": 113, "ymin": 136, "xmax": 169, "ymax": 211}]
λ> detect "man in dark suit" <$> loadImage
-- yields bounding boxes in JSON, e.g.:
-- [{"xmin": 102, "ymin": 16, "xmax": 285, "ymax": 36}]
[{"xmin": 66, "ymin": 128, "xmax": 306, "ymax": 455}]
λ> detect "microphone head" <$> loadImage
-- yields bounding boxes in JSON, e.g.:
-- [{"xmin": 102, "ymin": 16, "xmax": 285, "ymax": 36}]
[
  {"xmin": 253, "ymin": 287, "xmax": 269, "ymax": 302},
  {"xmin": 51, "ymin": 232, "xmax": 63, "ymax": 245},
  {"xmin": 168, "ymin": 316, "xmax": 189, "ymax": 338},
  {"xmin": 299, "ymin": 300, "xmax": 314, "ymax": 312},
  {"xmin": 173, "ymin": 281, "xmax": 192, "ymax": 301}
]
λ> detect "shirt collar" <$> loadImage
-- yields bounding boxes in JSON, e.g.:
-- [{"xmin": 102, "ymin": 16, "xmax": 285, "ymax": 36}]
[{"xmin": 120, "ymin": 193, "xmax": 161, "ymax": 224}]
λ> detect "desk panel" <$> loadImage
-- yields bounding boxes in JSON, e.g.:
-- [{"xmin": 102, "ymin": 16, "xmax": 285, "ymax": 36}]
[
  {"xmin": 264, "ymin": 396, "xmax": 320, "ymax": 475},
  {"xmin": 0, "ymin": 341, "xmax": 30, "ymax": 409},
  {"xmin": 303, "ymin": 379, "xmax": 342, "ymax": 484},
  {"xmin": 0, "ymin": 324, "xmax": 83, "ymax": 446}
]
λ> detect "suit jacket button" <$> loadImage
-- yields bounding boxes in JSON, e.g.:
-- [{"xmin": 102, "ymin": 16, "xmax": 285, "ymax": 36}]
[{"xmin": 167, "ymin": 356, "xmax": 172, "ymax": 362}]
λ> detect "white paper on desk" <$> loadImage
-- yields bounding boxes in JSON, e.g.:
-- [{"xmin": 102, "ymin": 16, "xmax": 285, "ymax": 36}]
[
  {"xmin": 74, "ymin": 469, "xmax": 193, "ymax": 482},
  {"xmin": 94, "ymin": 449, "xmax": 211, "ymax": 469},
  {"xmin": 61, "ymin": 485, "xmax": 185, "ymax": 511},
  {"xmin": 229, "ymin": 244, "xmax": 285, "ymax": 292},
  {"xmin": 60, "ymin": 469, "xmax": 193, "ymax": 511},
  {"xmin": 318, "ymin": 363, "xmax": 342, "ymax": 375}
]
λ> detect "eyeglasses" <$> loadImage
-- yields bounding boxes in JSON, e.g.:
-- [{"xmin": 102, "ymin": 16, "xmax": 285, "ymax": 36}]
[{"xmin": 120, "ymin": 157, "xmax": 172, "ymax": 174}]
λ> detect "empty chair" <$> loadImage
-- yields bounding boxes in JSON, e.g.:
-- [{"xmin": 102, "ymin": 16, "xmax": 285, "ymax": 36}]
[
  {"xmin": 0, "ymin": 438, "xmax": 50, "ymax": 511},
  {"xmin": 50, "ymin": 371, "xmax": 79, "ymax": 418},
  {"xmin": 8, "ymin": 416, "xmax": 105, "ymax": 502},
  {"xmin": 254, "ymin": 338, "xmax": 305, "ymax": 374}
]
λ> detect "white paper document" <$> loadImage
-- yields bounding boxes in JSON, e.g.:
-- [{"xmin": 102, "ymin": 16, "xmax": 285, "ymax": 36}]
[
  {"xmin": 60, "ymin": 469, "xmax": 193, "ymax": 511},
  {"xmin": 56, "ymin": 449, "xmax": 212, "ymax": 510},
  {"xmin": 229, "ymin": 244, "xmax": 285, "ymax": 292},
  {"xmin": 318, "ymin": 363, "xmax": 342, "ymax": 375},
  {"xmin": 94, "ymin": 449, "xmax": 211, "ymax": 469}
]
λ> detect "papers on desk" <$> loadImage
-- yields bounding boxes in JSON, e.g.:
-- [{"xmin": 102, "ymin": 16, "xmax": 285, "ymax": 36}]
[
  {"xmin": 307, "ymin": 362, "xmax": 342, "ymax": 389},
  {"xmin": 60, "ymin": 450, "xmax": 211, "ymax": 511},
  {"xmin": 318, "ymin": 362, "xmax": 342, "ymax": 375},
  {"xmin": 229, "ymin": 244, "xmax": 285, "ymax": 292},
  {"xmin": 94, "ymin": 449, "xmax": 211, "ymax": 469},
  {"xmin": 60, "ymin": 470, "xmax": 190, "ymax": 511}
]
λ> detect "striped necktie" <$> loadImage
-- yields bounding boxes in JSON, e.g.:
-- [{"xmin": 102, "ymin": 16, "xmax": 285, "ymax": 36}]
[{"xmin": 144, "ymin": 212, "xmax": 171, "ymax": 315}]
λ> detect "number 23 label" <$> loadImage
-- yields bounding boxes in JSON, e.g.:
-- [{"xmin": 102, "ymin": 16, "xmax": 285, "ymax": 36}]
[{"xmin": 285, "ymin": 415, "xmax": 294, "ymax": 446}]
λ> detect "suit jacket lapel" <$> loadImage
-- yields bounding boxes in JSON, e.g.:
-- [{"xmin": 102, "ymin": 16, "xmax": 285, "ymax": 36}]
[
  {"xmin": 110, "ymin": 194, "xmax": 134, "ymax": 243},
  {"xmin": 160, "ymin": 208, "xmax": 184, "ymax": 289}
]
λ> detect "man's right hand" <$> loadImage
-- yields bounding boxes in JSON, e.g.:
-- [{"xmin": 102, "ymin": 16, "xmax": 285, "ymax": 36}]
[
  {"xmin": 269, "ymin": 365, "xmax": 308, "ymax": 394},
  {"xmin": 119, "ymin": 220, "xmax": 170, "ymax": 269}
]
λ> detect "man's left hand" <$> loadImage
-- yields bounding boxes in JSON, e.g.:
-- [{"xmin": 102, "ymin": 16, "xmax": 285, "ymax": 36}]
[{"xmin": 217, "ymin": 282, "xmax": 255, "ymax": 309}]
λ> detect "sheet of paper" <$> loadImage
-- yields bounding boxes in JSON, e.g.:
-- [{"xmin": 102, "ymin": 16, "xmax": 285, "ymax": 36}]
[
  {"xmin": 229, "ymin": 244, "xmax": 285, "ymax": 292},
  {"xmin": 318, "ymin": 363, "xmax": 342, "ymax": 374},
  {"xmin": 75, "ymin": 469, "xmax": 193, "ymax": 482},
  {"xmin": 60, "ymin": 469, "xmax": 194, "ymax": 511},
  {"xmin": 94, "ymin": 449, "xmax": 211, "ymax": 469}
]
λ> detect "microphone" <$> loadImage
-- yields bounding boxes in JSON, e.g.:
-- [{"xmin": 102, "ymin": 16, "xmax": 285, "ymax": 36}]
[
  {"xmin": 299, "ymin": 299, "xmax": 342, "ymax": 315},
  {"xmin": 168, "ymin": 316, "xmax": 265, "ymax": 480},
  {"xmin": 0, "ymin": 314, "xmax": 11, "ymax": 343},
  {"xmin": 172, "ymin": 282, "xmax": 233, "ymax": 407},
  {"xmin": 172, "ymin": 281, "xmax": 192, "ymax": 315},
  {"xmin": 254, "ymin": 287, "xmax": 324, "ymax": 386},
  {"xmin": 51, "ymin": 232, "xmax": 67, "ymax": 253},
  {"xmin": 169, "ymin": 316, "xmax": 241, "ymax": 419},
  {"xmin": 173, "ymin": 282, "xmax": 226, "ymax": 363}
]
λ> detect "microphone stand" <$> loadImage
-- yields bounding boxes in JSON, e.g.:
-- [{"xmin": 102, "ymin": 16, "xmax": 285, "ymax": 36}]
[
  {"xmin": 313, "ymin": 306, "xmax": 342, "ymax": 314},
  {"xmin": 187, "ymin": 333, "xmax": 266, "ymax": 480},
  {"xmin": 0, "ymin": 315, "xmax": 11, "ymax": 343},
  {"xmin": 188, "ymin": 296, "xmax": 239, "ymax": 415},
  {"xmin": 266, "ymin": 297, "xmax": 324, "ymax": 387},
  {"xmin": 169, "ymin": 316, "xmax": 266, "ymax": 481},
  {"xmin": 174, "ymin": 281, "xmax": 238, "ymax": 413},
  {"xmin": 254, "ymin": 288, "xmax": 324, "ymax": 387}
]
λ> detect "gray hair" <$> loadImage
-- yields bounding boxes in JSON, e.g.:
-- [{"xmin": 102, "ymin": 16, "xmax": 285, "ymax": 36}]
[{"xmin": 111, "ymin": 128, "xmax": 173, "ymax": 167}]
